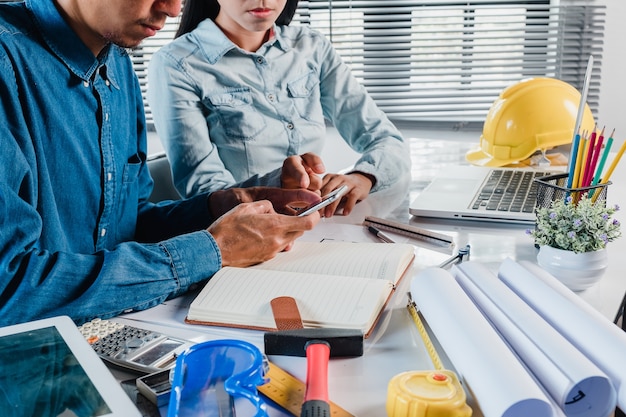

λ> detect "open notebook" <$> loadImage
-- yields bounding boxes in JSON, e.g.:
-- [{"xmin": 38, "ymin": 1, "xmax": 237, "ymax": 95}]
[{"xmin": 409, "ymin": 165, "xmax": 560, "ymax": 224}]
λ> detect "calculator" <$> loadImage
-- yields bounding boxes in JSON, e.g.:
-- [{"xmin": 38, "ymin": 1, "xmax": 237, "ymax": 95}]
[{"xmin": 78, "ymin": 318, "xmax": 194, "ymax": 374}]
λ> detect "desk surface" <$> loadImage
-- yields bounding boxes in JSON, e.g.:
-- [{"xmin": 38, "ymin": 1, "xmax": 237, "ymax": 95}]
[{"xmin": 115, "ymin": 138, "xmax": 626, "ymax": 417}]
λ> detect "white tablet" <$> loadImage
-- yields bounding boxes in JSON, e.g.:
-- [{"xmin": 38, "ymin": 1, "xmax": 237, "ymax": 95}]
[{"xmin": 0, "ymin": 315, "xmax": 141, "ymax": 417}]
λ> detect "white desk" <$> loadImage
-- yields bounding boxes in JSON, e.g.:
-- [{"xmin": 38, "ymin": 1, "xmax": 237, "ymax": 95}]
[{"xmin": 115, "ymin": 138, "xmax": 626, "ymax": 416}]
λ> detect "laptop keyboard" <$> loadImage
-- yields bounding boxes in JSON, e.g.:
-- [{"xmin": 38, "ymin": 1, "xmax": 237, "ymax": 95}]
[{"xmin": 471, "ymin": 169, "xmax": 552, "ymax": 213}]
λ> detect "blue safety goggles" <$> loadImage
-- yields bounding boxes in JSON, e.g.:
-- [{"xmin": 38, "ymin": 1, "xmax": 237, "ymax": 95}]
[{"xmin": 167, "ymin": 339, "xmax": 269, "ymax": 417}]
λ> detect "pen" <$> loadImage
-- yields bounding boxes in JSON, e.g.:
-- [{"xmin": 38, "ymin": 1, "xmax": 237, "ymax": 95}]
[{"xmin": 367, "ymin": 226, "xmax": 396, "ymax": 243}]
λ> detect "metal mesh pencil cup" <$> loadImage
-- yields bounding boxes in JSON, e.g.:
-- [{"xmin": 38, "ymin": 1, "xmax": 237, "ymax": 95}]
[{"xmin": 534, "ymin": 173, "xmax": 611, "ymax": 211}]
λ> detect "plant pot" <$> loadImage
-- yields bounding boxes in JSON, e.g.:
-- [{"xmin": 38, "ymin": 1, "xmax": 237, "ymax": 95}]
[{"xmin": 536, "ymin": 245, "xmax": 608, "ymax": 292}]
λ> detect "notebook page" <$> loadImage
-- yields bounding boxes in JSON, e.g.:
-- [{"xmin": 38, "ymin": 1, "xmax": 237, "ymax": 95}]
[
  {"xmin": 188, "ymin": 267, "xmax": 394, "ymax": 331},
  {"xmin": 250, "ymin": 241, "xmax": 414, "ymax": 283}
]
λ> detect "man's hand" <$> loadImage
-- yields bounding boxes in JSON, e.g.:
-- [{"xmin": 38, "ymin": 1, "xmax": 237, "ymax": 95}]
[
  {"xmin": 281, "ymin": 153, "xmax": 326, "ymax": 192},
  {"xmin": 208, "ymin": 187, "xmax": 322, "ymax": 218},
  {"xmin": 207, "ymin": 201, "xmax": 320, "ymax": 267},
  {"xmin": 319, "ymin": 172, "xmax": 375, "ymax": 217}
]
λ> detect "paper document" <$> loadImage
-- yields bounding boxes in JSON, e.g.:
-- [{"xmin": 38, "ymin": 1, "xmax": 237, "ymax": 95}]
[
  {"xmin": 453, "ymin": 261, "xmax": 615, "ymax": 417},
  {"xmin": 410, "ymin": 267, "xmax": 553, "ymax": 417}
]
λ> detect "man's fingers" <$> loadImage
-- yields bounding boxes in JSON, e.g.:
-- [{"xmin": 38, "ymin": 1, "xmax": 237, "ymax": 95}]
[{"xmin": 300, "ymin": 152, "xmax": 326, "ymax": 174}]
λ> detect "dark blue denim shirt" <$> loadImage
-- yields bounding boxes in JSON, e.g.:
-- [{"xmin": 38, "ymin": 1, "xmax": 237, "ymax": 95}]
[{"xmin": 0, "ymin": 0, "xmax": 222, "ymax": 326}]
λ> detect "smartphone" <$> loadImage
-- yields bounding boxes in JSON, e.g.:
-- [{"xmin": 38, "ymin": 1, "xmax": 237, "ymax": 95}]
[{"xmin": 296, "ymin": 185, "xmax": 349, "ymax": 217}]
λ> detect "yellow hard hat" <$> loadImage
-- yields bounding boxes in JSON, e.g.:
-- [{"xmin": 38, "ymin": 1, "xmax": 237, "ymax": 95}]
[{"xmin": 466, "ymin": 77, "xmax": 596, "ymax": 167}]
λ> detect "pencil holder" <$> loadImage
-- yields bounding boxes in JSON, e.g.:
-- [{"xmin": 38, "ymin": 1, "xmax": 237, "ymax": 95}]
[{"xmin": 533, "ymin": 173, "xmax": 610, "ymax": 210}]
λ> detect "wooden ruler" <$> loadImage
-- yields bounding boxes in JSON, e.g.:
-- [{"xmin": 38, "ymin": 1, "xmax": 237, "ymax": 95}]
[{"xmin": 258, "ymin": 362, "xmax": 354, "ymax": 417}]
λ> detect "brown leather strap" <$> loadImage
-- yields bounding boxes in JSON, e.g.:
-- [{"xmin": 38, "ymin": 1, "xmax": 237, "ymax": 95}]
[{"xmin": 271, "ymin": 296, "xmax": 304, "ymax": 330}]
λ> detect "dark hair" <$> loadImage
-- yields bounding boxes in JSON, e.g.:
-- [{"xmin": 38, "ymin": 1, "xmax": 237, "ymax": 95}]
[{"xmin": 176, "ymin": 0, "xmax": 300, "ymax": 38}]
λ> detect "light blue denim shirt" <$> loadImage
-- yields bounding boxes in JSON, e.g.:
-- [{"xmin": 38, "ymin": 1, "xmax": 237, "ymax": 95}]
[
  {"xmin": 0, "ymin": 0, "xmax": 222, "ymax": 326},
  {"xmin": 148, "ymin": 19, "xmax": 411, "ymax": 197}
]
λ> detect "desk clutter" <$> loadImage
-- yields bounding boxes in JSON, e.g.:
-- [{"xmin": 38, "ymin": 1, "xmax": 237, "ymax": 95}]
[{"xmin": 411, "ymin": 258, "xmax": 626, "ymax": 417}]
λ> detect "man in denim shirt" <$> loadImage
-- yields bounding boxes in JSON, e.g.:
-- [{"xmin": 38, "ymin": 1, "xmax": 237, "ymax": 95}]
[{"xmin": 0, "ymin": 0, "xmax": 321, "ymax": 327}]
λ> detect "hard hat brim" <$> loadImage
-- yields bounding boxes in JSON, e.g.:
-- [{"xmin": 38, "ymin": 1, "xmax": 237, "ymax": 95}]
[{"xmin": 465, "ymin": 147, "xmax": 517, "ymax": 167}]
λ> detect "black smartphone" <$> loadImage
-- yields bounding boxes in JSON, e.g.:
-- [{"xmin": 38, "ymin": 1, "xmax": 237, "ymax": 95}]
[{"xmin": 296, "ymin": 185, "xmax": 349, "ymax": 217}]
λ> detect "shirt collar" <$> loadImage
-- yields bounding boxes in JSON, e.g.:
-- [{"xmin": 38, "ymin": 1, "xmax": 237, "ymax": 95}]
[
  {"xmin": 193, "ymin": 19, "xmax": 290, "ymax": 64},
  {"xmin": 26, "ymin": 0, "xmax": 119, "ymax": 87}
]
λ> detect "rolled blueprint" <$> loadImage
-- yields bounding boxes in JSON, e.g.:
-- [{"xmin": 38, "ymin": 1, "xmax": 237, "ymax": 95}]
[
  {"xmin": 498, "ymin": 258, "xmax": 626, "ymax": 411},
  {"xmin": 453, "ymin": 261, "xmax": 615, "ymax": 417},
  {"xmin": 410, "ymin": 267, "xmax": 552, "ymax": 417}
]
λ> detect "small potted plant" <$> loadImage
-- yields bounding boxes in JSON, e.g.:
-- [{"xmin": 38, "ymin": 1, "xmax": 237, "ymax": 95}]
[{"xmin": 527, "ymin": 194, "xmax": 621, "ymax": 291}]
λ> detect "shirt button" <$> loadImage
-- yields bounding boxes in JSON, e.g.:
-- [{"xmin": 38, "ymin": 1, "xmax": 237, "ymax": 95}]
[
  {"xmin": 105, "ymin": 80, "xmax": 110, "ymax": 87},
  {"xmin": 256, "ymin": 57, "xmax": 263, "ymax": 64},
  {"xmin": 267, "ymin": 93, "xmax": 275, "ymax": 102},
  {"xmin": 83, "ymin": 80, "xmax": 89, "ymax": 87},
  {"xmin": 100, "ymin": 228, "xmax": 107, "ymax": 237},
  {"xmin": 287, "ymin": 123, "xmax": 294, "ymax": 130},
  {"xmin": 107, "ymin": 172, "xmax": 112, "ymax": 181},
  {"xmin": 105, "ymin": 113, "xmax": 109, "ymax": 122}
]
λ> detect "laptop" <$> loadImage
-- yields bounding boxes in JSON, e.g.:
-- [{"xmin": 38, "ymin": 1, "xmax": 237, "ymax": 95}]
[
  {"xmin": 0, "ymin": 315, "xmax": 141, "ymax": 417},
  {"xmin": 409, "ymin": 165, "xmax": 562, "ymax": 224}
]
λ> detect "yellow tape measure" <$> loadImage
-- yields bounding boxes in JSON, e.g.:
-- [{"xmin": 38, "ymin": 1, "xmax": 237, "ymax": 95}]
[
  {"xmin": 385, "ymin": 294, "xmax": 472, "ymax": 417},
  {"xmin": 259, "ymin": 361, "xmax": 354, "ymax": 417}
]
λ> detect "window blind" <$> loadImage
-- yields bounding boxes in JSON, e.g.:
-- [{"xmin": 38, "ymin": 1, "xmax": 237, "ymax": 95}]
[{"xmin": 135, "ymin": 1, "xmax": 605, "ymax": 131}]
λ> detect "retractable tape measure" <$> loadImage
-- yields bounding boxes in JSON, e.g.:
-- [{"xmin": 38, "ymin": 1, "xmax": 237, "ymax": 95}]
[
  {"xmin": 385, "ymin": 295, "xmax": 472, "ymax": 417},
  {"xmin": 259, "ymin": 361, "xmax": 354, "ymax": 417}
]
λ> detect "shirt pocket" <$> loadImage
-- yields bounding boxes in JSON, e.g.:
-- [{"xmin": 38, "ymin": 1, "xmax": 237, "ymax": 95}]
[
  {"xmin": 286, "ymin": 70, "xmax": 323, "ymax": 123},
  {"xmin": 116, "ymin": 153, "xmax": 142, "ymax": 241},
  {"xmin": 205, "ymin": 88, "xmax": 267, "ymax": 141}
]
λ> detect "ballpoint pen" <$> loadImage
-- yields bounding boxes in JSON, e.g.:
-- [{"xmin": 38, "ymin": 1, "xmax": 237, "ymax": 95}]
[{"xmin": 367, "ymin": 226, "xmax": 396, "ymax": 243}]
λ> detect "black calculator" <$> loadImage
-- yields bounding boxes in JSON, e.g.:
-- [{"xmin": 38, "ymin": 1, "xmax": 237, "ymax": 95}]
[{"xmin": 78, "ymin": 318, "xmax": 194, "ymax": 374}]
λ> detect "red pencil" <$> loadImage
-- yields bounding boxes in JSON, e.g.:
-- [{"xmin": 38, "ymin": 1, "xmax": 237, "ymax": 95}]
[
  {"xmin": 581, "ymin": 126, "xmax": 597, "ymax": 188},
  {"xmin": 586, "ymin": 127, "xmax": 605, "ymax": 187}
]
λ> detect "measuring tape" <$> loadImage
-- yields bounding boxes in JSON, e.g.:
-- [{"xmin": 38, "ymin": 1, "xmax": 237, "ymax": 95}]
[
  {"xmin": 258, "ymin": 362, "xmax": 354, "ymax": 417},
  {"xmin": 363, "ymin": 216, "xmax": 454, "ymax": 250},
  {"xmin": 385, "ymin": 294, "xmax": 472, "ymax": 417}
]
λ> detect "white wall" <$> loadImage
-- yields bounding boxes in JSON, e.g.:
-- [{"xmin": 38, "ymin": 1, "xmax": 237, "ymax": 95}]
[{"xmin": 597, "ymin": 0, "xmax": 626, "ymax": 145}]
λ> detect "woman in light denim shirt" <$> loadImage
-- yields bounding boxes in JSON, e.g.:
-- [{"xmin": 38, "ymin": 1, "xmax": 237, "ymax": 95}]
[{"xmin": 148, "ymin": 0, "xmax": 411, "ymax": 217}]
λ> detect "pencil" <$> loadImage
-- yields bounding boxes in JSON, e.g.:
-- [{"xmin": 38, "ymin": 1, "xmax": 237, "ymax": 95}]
[
  {"xmin": 581, "ymin": 126, "xmax": 597, "ymax": 188},
  {"xmin": 600, "ymin": 138, "xmax": 626, "ymax": 186},
  {"xmin": 585, "ymin": 127, "xmax": 604, "ymax": 188},
  {"xmin": 566, "ymin": 133, "xmax": 581, "ymax": 189},
  {"xmin": 573, "ymin": 132, "xmax": 588, "ymax": 189},
  {"xmin": 588, "ymin": 130, "xmax": 614, "ymax": 198}
]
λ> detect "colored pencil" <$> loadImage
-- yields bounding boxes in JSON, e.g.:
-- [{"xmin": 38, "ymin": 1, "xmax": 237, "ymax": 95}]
[
  {"xmin": 572, "ymin": 132, "xmax": 587, "ymax": 189},
  {"xmin": 588, "ymin": 130, "xmax": 614, "ymax": 199},
  {"xmin": 600, "ymin": 138, "xmax": 626, "ymax": 186},
  {"xmin": 566, "ymin": 133, "xmax": 581, "ymax": 189},
  {"xmin": 581, "ymin": 127, "xmax": 597, "ymax": 188},
  {"xmin": 584, "ymin": 127, "xmax": 604, "ymax": 188}
]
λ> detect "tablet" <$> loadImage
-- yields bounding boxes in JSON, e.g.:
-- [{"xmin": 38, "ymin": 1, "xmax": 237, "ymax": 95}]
[{"xmin": 0, "ymin": 315, "xmax": 141, "ymax": 417}]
